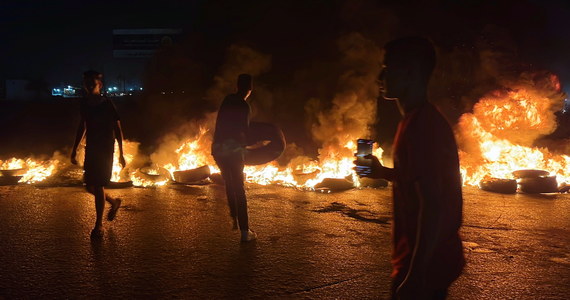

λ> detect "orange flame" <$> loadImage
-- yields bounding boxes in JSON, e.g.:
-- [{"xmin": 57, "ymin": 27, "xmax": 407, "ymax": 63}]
[
  {"xmin": 0, "ymin": 157, "xmax": 59, "ymax": 183},
  {"xmin": 458, "ymin": 87, "xmax": 570, "ymax": 186},
  {"xmin": 111, "ymin": 140, "xmax": 138, "ymax": 182},
  {"xmin": 155, "ymin": 132, "xmax": 384, "ymax": 189},
  {"xmin": 131, "ymin": 166, "xmax": 170, "ymax": 187}
]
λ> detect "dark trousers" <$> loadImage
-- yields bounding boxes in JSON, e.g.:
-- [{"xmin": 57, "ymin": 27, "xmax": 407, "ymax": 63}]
[{"xmin": 216, "ymin": 157, "xmax": 249, "ymax": 231}]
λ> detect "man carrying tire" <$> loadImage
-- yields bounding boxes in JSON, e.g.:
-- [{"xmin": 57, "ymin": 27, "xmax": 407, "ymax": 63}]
[{"xmin": 212, "ymin": 74, "xmax": 257, "ymax": 242}]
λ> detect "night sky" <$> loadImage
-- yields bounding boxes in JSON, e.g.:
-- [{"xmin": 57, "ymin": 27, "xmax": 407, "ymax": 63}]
[
  {"xmin": 2, "ymin": 0, "xmax": 570, "ymax": 155},
  {"xmin": 2, "ymin": 0, "xmax": 570, "ymax": 85}
]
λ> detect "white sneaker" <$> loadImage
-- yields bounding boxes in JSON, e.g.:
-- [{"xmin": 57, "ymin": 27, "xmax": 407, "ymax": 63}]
[{"xmin": 240, "ymin": 229, "xmax": 257, "ymax": 242}]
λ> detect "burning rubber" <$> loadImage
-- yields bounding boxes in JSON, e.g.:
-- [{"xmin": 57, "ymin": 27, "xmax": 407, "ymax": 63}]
[
  {"xmin": 479, "ymin": 169, "xmax": 562, "ymax": 194},
  {"xmin": 173, "ymin": 165, "xmax": 211, "ymax": 184},
  {"xmin": 132, "ymin": 166, "xmax": 171, "ymax": 187}
]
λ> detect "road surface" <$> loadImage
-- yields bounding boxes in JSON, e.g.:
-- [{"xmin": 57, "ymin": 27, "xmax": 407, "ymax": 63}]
[{"xmin": 0, "ymin": 183, "xmax": 569, "ymax": 299}]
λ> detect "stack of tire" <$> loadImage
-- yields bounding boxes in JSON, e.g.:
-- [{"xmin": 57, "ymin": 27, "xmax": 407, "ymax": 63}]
[
  {"xmin": 479, "ymin": 169, "xmax": 558, "ymax": 194},
  {"xmin": 513, "ymin": 169, "xmax": 558, "ymax": 194}
]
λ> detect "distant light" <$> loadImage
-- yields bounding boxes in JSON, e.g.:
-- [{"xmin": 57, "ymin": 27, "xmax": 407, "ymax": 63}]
[
  {"xmin": 129, "ymin": 88, "xmax": 133, "ymax": 91},
  {"xmin": 108, "ymin": 88, "xmax": 113, "ymax": 91},
  {"xmin": 68, "ymin": 85, "xmax": 72, "ymax": 89},
  {"xmin": 161, "ymin": 91, "xmax": 165, "ymax": 95},
  {"xmin": 139, "ymin": 87, "xmax": 143, "ymax": 91},
  {"xmin": 113, "ymin": 87, "xmax": 118, "ymax": 91}
]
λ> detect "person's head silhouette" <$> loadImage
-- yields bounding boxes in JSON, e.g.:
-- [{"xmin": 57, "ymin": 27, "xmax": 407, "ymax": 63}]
[
  {"xmin": 83, "ymin": 70, "xmax": 104, "ymax": 95},
  {"xmin": 379, "ymin": 37, "xmax": 436, "ymax": 114}
]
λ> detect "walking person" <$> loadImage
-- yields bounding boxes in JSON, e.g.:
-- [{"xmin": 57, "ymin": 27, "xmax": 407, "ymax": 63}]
[
  {"xmin": 356, "ymin": 37, "xmax": 465, "ymax": 299},
  {"xmin": 71, "ymin": 70, "xmax": 125, "ymax": 239},
  {"xmin": 212, "ymin": 73, "xmax": 257, "ymax": 242}
]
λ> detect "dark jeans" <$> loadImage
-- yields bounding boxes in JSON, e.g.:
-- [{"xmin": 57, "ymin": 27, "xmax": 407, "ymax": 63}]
[
  {"xmin": 390, "ymin": 280, "xmax": 448, "ymax": 300},
  {"xmin": 216, "ymin": 157, "xmax": 249, "ymax": 231}
]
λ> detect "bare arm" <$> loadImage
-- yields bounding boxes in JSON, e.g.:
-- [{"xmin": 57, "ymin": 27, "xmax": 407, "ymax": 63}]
[
  {"xmin": 114, "ymin": 120, "xmax": 126, "ymax": 168},
  {"xmin": 70, "ymin": 119, "xmax": 85, "ymax": 165}
]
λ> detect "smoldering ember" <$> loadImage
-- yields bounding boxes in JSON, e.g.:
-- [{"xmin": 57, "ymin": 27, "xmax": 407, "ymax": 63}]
[{"xmin": 1, "ymin": 1, "xmax": 570, "ymax": 299}]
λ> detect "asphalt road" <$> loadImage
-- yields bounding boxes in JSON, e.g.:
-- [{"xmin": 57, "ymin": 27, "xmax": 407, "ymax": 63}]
[{"xmin": 0, "ymin": 183, "xmax": 569, "ymax": 299}]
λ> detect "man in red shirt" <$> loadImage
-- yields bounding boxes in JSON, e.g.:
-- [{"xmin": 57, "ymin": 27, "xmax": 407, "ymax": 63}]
[{"xmin": 358, "ymin": 37, "xmax": 465, "ymax": 299}]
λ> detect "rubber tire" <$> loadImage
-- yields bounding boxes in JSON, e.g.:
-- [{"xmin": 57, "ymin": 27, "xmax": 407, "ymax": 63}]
[
  {"xmin": 479, "ymin": 178, "xmax": 517, "ymax": 194},
  {"xmin": 512, "ymin": 169, "xmax": 549, "ymax": 179},
  {"xmin": 359, "ymin": 177, "xmax": 389, "ymax": 188},
  {"xmin": 244, "ymin": 122, "xmax": 286, "ymax": 166},
  {"xmin": 173, "ymin": 165, "xmax": 211, "ymax": 183},
  {"xmin": 134, "ymin": 167, "xmax": 171, "ymax": 186},
  {"xmin": 314, "ymin": 178, "xmax": 354, "ymax": 191},
  {"xmin": 107, "ymin": 181, "xmax": 133, "ymax": 189},
  {"xmin": 0, "ymin": 168, "xmax": 27, "ymax": 177},
  {"xmin": 0, "ymin": 175, "xmax": 22, "ymax": 185},
  {"xmin": 519, "ymin": 176, "xmax": 558, "ymax": 193}
]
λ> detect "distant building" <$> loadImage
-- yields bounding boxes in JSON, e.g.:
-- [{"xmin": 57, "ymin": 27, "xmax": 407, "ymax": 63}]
[
  {"xmin": 113, "ymin": 28, "xmax": 182, "ymax": 58},
  {"xmin": 62, "ymin": 86, "xmax": 82, "ymax": 98},
  {"xmin": 51, "ymin": 88, "xmax": 63, "ymax": 97}
]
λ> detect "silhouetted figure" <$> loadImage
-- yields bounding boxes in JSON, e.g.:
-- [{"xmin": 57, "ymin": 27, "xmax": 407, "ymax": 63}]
[
  {"xmin": 71, "ymin": 70, "xmax": 125, "ymax": 239},
  {"xmin": 212, "ymin": 74, "xmax": 257, "ymax": 242},
  {"xmin": 357, "ymin": 37, "xmax": 464, "ymax": 299}
]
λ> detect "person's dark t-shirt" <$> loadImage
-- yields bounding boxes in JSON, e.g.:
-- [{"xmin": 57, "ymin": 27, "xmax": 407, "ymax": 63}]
[
  {"xmin": 80, "ymin": 95, "xmax": 120, "ymax": 185},
  {"xmin": 212, "ymin": 94, "xmax": 250, "ymax": 160},
  {"xmin": 391, "ymin": 102, "xmax": 465, "ymax": 288}
]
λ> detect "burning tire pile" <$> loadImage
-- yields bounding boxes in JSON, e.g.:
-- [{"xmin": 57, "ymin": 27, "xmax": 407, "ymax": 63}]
[
  {"xmin": 0, "ymin": 158, "xmax": 60, "ymax": 186},
  {"xmin": 479, "ymin": 169, "xmax": 562, "ymax": 194}
]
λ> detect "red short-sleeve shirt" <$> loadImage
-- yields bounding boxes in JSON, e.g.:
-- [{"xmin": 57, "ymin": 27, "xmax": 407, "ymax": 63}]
[{"xmin": 391, "ymin": 102, "xmax": 465, "ymax": 288}]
